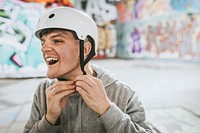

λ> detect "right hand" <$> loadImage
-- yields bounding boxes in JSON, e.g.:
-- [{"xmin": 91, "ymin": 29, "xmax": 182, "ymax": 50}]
[{"xmin": 45, "ymin": 80, "xmax": 75, "ymax": 125}]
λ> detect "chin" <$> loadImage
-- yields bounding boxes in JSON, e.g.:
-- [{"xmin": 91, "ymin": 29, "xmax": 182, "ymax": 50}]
[
  {"xmin": 46, "ymin": 72, "xmax": 58, "ymax": 79},
  {"xmin": 46, "ymin": 75, "xmax": 55, "ymax": 79}
]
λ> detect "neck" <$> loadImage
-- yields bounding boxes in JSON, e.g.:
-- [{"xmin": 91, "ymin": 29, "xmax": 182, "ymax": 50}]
[
  {"xmin": 58, "ymin": 63, "xmax": 94, "ymax": 81},
  {"xmin": 85, "ymin": 62, "xmax": 93, "ymax": 75}
]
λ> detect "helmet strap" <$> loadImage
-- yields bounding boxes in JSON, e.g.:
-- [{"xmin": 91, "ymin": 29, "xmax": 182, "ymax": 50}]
[{"xmin": 79, "ymin": 40, "xmax": 96, "ymax": 75}]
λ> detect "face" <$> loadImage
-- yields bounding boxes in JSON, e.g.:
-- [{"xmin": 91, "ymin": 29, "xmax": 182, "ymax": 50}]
[{"xmin": 41, "ymin": 30, "xmax": 81, "ymax": 79}]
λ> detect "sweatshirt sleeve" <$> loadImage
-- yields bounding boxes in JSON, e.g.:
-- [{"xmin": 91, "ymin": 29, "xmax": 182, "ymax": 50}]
[
  {"xmin": 23, "ymin": 81, "xmax": 61, "ymax": 133},
  {"xmin": 99, "ymin": 92, "xmax": 153, "ymax": 133}
]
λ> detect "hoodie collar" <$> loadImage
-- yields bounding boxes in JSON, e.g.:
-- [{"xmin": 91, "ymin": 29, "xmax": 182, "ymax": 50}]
[{"xmin": 91, "ymin": 64, "xmax": 118, "ymax": 88}]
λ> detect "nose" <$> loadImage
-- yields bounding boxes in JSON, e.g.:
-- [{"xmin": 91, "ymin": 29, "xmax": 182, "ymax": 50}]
[{"xmin": 41, "ymin": 41, "xmax": 53, "ymax": 53}]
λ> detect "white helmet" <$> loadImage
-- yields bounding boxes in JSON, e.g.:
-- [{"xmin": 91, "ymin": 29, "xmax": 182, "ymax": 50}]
[{"xmin": 35, "ymin": 6, "xmax": 98, "ymax": 51}]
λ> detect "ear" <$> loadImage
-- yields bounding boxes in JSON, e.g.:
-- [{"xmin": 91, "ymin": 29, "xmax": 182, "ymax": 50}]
[{"xmin": 84, "ymin": 41, "xmax": 92, "ymax": 57}]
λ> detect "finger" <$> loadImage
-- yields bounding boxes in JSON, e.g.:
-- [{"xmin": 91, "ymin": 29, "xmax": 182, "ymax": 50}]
[
  {"xmin": 55, "ymin": 84, "xmax": 75, "ymax": 93},
  {"xmin": 87, "ymin": 75, "xmax": 102, "ymax": 86},
  {"xmin": 75, "ymin": 80, "xmax": 91, "ymax": 94},
  {"xmin": 75, "ymin": 75, "xmax": 96, "ymax": 87},
  {"xmin": 56, "ymin": 80, "xmax": 74, "ymax": 85},
  {"xmin": 54, "ymin": 89, "xmax": 75, "ymax": 100},
  {"xmin": 46, "ymin": 81, "xmax": 75, "ymax": 94},
  {"xmin": 76, "ymin": 86, "xmax": 88, "ymax": 99},
  {"xmin": 46, "ymin": 84, "xmax": 57, "ymax": 93}
]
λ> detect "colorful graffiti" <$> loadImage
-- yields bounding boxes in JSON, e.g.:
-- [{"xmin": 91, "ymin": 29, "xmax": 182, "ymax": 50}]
[
  {"xmin": 21, "ymin": 0, "xmax": 73, "ymax": 8},
  {"xmin": 0, "ymin": 0, "xmax": 46, "ymax": 78},
  {"xmin": 1, "ymin": 0, "xmax": 200, "ymax": 78},
  {"xmin": 74, "ymin": 0, "xmax": 118, "ymax": 59},
  {"xmin": 116, "ymin": 0, "xmax": 200, "ymax": 59}
]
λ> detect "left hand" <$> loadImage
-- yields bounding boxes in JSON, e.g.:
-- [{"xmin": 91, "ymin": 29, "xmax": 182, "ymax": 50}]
[{"xmin": 75, "ymin": 75, "xmax": 111, "ymax": 116}]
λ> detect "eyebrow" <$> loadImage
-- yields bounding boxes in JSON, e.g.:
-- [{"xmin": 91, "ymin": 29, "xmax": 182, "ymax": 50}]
[
  {"xmin": 41, "ymin": 31, "xmax": 73, "ymax": 41},
  {"xmin": 50, "ymin": 33, "xmax": 66, "ymax": 39}
]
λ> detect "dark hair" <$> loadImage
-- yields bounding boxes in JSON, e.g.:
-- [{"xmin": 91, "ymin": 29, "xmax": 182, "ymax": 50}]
[
  {"xmin": 39, "ymin": 28, "xmax": 79, "ymax": 40},
  {"xmin": 39, "ymin": 28, "xmax": 95, "ymax": 46}
]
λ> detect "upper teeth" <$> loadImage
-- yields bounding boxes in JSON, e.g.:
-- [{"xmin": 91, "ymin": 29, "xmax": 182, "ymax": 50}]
[{"xmin": 46, "ymin": 57, "xmax": 58, "ymax": 62}]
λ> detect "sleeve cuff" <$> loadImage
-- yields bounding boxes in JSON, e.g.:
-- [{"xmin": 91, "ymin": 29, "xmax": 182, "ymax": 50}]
[
  {"xmin": 37, "ymin": 116, "xmax": 61, "ymax": 132},
  {"xmin": 99, "ymin": 102, "xmax": 124, "ymax": 131}
]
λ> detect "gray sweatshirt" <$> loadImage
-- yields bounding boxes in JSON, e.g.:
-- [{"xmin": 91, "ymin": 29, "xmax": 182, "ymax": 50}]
[{"xmin": 24, "ymin": 64, "xmax": 153, "ymax": 133}]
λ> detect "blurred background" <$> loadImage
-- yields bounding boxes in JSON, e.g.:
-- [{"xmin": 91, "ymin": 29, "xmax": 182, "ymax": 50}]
[{"xmin": 0, "ymin": 0, "xmax": 200, "ymax": 133}]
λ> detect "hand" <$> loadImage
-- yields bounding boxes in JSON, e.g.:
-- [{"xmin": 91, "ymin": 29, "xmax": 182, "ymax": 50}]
[
  {"xmin": 75, "ymin": 75, "xmax": 111, "ymax": 116},
  {"xmin": 45, "ymin": 81, "xmax": 75, "ymax": 125}
]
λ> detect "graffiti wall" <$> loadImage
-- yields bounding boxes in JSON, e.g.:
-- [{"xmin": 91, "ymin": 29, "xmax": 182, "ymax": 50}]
[
  {"xmin": 0, "ymin": 0, "xmax": 46, "ymax": 78},
  {"xmin": 116, "ymin": 0, "xmax": 200, "ymax": 59},
  {"xmin": 1, "ymin": 0, "xmax": 200, "ymax": 78}
]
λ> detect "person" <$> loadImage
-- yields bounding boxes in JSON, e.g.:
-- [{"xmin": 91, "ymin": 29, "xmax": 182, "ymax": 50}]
[{"xmin": 24, "ymin": 6, "xmax": 153, "ymax": 133}]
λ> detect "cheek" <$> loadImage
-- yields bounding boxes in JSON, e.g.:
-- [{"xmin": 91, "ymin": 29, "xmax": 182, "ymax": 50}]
[
  {"xmin": 58, "ymin": 39, "xmax": 80, "ymax": 62},
  {"xmin": 70, "ymin": 44, "xmax": 79, "ymax": 58},
  {"xmin": 60, "ymin": 46, "xmax": 79, "ymax": 62}
]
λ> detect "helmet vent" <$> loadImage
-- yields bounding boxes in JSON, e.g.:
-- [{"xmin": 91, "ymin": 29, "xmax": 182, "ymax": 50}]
[{"xmin": 49, "ymin": 14, "xmax": 55, "ymax": 19}]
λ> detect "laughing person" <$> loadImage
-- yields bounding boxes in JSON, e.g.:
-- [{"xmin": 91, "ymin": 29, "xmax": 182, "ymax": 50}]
[{"xmin": 24, "ymin": 7, "xmax": 153, "ymax": 133}]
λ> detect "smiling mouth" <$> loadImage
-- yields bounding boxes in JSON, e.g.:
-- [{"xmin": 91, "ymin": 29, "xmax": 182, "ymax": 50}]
[{"xmin": 46, "ymin": 57, "xmax": 58, "ymax": 65}]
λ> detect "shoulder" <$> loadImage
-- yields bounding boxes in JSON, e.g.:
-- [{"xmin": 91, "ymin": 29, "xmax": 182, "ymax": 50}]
[
  {"xmin": 106, "ymin": 80, "xmax": 136, "ymax": 101},
  {"xmin": 106, "ymin": 80, "xmax": 141, "ymax": 112}
]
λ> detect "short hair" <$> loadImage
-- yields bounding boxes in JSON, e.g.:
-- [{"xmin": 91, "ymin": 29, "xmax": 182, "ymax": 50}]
[
  {"xmin": 39, "ymin": 28, "xmax": 79, "ymax": 40},
  {"xmin": 39, "ymin": 28, "xmax": 95, "ymax": 46}
]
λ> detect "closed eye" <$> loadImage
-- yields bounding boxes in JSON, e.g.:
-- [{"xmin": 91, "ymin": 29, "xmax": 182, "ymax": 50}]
[{"xmin": 53, "ymin": 39, "xmax": 63, "ymax": 44}]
